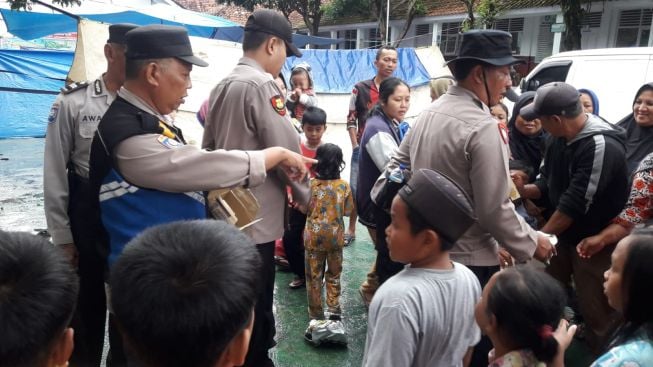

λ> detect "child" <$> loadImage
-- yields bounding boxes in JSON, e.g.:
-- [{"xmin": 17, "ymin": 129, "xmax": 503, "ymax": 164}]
[
  {"xmin": 476, "ymin": 267, "xmax": 568, "ymax": 367},
  {"xmin": 283, "ymin": 106, "xmax": 327, "ymax": 289},
  {"xmin": 303, "ymin": 143, "xmax": 354, "ymax": 346},
  {"xmin": 0, "ymin": 231, "xmax": 78, "ymax": 367},
  {"xmin": 500, "ymin": 160, "xmax": 543, "ymax": 267},
  {"xmin": 109, "ymin": 220, "xmax": 261, "ymax": 367},
  {"xmin": 286, "ymin": 62, "xmax": 318, "ymax": 121},
  {"xmin": 363, "ymin": 169, "xmax": 481, "ymax": 366},
  {"xmin": 509, "ymin": 160, "xmax": 540, "ymax": 229},
  {"xmin": 556, "ymin": 227, "xmax": 653, "ymax": 367},
  {"xmin": 491, "ymin": 102, "xmax": 509, "ymax": 125}
]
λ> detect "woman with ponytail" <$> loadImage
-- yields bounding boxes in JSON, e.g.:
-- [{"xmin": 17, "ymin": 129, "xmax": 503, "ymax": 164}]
[{"xmin": 475, "ymin": 267, "xmax": 569, "ymax": 366}]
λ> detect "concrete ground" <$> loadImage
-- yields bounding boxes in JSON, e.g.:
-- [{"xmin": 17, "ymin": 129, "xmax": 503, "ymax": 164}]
[{"xmin": 271, "ymin": 222, "xmax": 375, "ymax": 367}]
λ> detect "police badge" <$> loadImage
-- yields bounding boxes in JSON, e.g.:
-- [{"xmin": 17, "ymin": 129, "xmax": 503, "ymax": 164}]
[
  {"xmin": 48, "ymin": 104, "xmax": 60, "ymax": 124},
  {"xmin": 270, "ymin": 95, "xmax": 286, "ymax": 116}
]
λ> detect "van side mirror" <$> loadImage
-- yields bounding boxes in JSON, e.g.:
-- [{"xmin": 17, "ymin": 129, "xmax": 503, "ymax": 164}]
[{"xmin": 527, "ymin": 79, "xmax": 540, "ymax": 91}]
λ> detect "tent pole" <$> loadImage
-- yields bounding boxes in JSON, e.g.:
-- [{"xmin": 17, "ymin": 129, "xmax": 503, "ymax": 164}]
[{"xmin": 31, "ymin": 0, "xmax": 81, "ymax": 20}]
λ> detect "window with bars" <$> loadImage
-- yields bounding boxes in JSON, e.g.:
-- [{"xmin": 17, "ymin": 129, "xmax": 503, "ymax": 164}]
[
  {"xmin": 616, "ymin": 8, "xmax": 652, "ymax": 47},
  {"xmin": 338, "ymin": 29, "xmax": 357, "ymax": 49},
  {"xmin": 494, "ymin": 17, "xmax": 524, "ymax": 53},
  {"xmin": 315, "ymin": 31, "xmax": 332, "ymax": 49},
  {"xmin": 581, "ymin": 12, "xmax": 603, "ymax": 28},
  {"xmin": 439, "ymin": 22, "xmax": 462, "ymax": 56},
  {"xmin": 414, "ymin": 23, "xmax": 432, "ymax": 47},
  {"xmin": 367, "ymin": 28, "xmax": 383, "ymax": 49}
]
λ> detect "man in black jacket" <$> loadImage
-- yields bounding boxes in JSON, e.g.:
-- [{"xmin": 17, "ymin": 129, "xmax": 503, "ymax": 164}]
[{"xmin": 517, "ymin": 82, "xmax": 629, "ymax": 355}]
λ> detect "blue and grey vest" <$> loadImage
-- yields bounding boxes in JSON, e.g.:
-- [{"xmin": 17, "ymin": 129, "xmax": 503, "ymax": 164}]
[{"xmin": 89, "ymin": 97, "xmax": 205, "ymax": 266}]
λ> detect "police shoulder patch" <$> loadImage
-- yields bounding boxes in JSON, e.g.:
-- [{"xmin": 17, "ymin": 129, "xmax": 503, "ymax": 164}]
[
  {"xmin": 48, "ymin": 104, "xmax": 60, "ymax": 124},
  {"xmin": 157, "ymin": 135, "xmax": 182, "ymax": 149},
  {"xmin": 270, "ymin": 95, "xmax": 286, "ymax": 116},
  {"xmin": 61, "ymin": 81, "xmax": 90, "ymax": 95}
]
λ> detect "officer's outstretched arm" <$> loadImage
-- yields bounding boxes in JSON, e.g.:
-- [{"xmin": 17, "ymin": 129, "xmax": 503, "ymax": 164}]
[{"xmin": 263, "ymin": 147, "xmax": 316, "ymax": 182}]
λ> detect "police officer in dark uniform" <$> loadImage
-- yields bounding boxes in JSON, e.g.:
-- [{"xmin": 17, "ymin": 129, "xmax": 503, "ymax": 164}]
[{"xmin": 43, "ymin": 23, "xmax": 137, "ymax": 367}]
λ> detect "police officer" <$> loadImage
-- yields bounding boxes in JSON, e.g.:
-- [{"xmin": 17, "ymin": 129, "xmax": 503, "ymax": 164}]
[
  {"xmin": 88, "ymin": 25, "xmax": 312, "ymax": 276},
  {"xmin": 374, "ymin": 30, "xmax": 556, "ymax": 366},
  {"xmin": 43, "ymin": 23, "xmax": 137, "ymax": 366},
  {"xmin": 202, "ymin": 9, "xmax": 309, "ymax": 366}
]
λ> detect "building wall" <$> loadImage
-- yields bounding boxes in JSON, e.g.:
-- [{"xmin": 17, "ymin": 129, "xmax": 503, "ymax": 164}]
[{"xmin": 317, "ymin": 0, "xmax": 653, "ymax": 58}]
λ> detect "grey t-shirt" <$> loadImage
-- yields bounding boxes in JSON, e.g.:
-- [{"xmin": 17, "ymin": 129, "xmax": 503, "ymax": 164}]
[{"xmin": 362, "ymin": 262, "xmax": 482, "ymax": 367}]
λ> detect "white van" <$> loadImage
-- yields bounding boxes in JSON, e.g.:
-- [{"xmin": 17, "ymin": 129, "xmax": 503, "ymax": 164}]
[{"xmin": 520, "ymin": 47, "xmax": 653, "ymax": 124}]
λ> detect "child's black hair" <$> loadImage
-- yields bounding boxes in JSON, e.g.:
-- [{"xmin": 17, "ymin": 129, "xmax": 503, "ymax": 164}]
[
  {"xmin": 609, "ymin": 227, "xmax": 653, "ymax": 348},
  {"xmin": 0, "ymin": 231, "xmax": 79, "ymax": 367},
  {"xmin": 313, "ymin": 143, "xmax": 345, "ymax": 180},
  {"xmin": 487, "ymin": 267, "xmax": 567, "ymax": 363},
  {"xmin": 302, "ymin": 106, "xmax": 327, "ymax": 127},
  {"xmin": 494, "ymin": 102, "xmax": 509, "ymax": 118},
  {"xmin": 110, "ymin": 220, "xmax": 261, "ymax": 367},
  {"xmin": 509, "ymin": 159, "xmax": 535, "ymax": 181}
]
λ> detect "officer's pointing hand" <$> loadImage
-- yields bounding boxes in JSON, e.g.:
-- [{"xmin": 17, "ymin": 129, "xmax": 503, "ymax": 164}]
[{"xmin": 263, "ymin": 147, "xmax": 317, "ymax": 182}]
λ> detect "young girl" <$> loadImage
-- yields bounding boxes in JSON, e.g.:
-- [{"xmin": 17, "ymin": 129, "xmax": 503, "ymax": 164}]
[
  {"xmin": 491, "ymin": 102, "xmax": 509, "ymax": 125},
  {"xmin": 286, "ymin": 62, "xmax": 318, "ymax": 121},
  {"xmin": 475, "ymin": 267, "xmax": 568, "ymax": 366},
  {"xmin": 556, "ymin": 227, "xmax": 653, "ymax": 366},
  {"xmin": 303, "ymin": 143, "xmax": 354, "ymax": 346}
]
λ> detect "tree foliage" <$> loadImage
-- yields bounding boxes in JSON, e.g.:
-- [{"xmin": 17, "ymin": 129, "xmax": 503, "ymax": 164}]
[
  {"xmin": 5, "ymin": 0, "xmax": 81, "ymax": 10},
  {"xmin": 215, "ymin": 0, "xmax": 324, "ymax": 37},
  {"xmin": 476, "ymin": 0, "xmax": 506, "ymax": 29}
]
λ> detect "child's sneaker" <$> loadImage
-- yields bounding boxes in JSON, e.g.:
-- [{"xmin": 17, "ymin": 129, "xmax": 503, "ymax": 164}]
[{"xmin": 304, "ymin": 319, "xmax": 347, "ymax": 346}]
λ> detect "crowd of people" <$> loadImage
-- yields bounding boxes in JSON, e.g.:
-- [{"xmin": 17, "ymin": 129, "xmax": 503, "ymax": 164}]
[{"xmin": 1, "ymin": 8, "xmax": 653, "ymax": 367}]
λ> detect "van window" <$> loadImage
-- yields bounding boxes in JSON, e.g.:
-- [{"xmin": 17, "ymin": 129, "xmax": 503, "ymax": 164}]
[{"xmin": 522, "ymin": 64, "xmax": 571, "ymax": 92}]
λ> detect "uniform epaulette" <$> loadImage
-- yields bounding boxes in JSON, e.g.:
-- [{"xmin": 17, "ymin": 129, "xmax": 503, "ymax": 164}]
[{"xmin": 61, "ymin": 81, "xmax": 90, "ymax": 94}]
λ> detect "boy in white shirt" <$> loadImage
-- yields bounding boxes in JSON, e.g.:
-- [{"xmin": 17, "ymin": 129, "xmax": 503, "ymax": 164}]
[{"xmin": 363, "ymin": 169, "xmax": 482, "ymax": 367}]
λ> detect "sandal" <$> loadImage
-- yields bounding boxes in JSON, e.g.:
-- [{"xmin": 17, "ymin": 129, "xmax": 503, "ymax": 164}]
[
  {"xmin": 289, "ymin": 277, "xmax": 305, "ymax": 289},
  {"xmin": 344, "ymin": 234, "xmax": 355, "ymax": 246}
]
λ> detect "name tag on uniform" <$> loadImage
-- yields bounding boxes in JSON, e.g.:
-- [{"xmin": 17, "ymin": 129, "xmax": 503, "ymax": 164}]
[{"xmin": 157, "ymin": 135, "xmax": 181, "ymax": 149}]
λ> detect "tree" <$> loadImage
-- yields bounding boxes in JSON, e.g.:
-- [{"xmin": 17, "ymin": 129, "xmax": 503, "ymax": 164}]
[
  {"xmin": 560, "ymin": 0, "xmax": 584, "ymax": 51},
  {"xmin": 6, "ymin": 0, "xmax": 80, "ymax": 10},
  {"xmin": 459, "ymin": 0, "xmax": 478, "ymax": 31},
  {"xmin": 371, "ymin": 0, "xmax": 425, "ymax": 46},
  {"xmin": 476, "ymin": 0, "xmax": 506, "ymax": 29},
  {"xmin": 215, "ymin": 0, "xmax": 324, "ymax": 37},
  {"xmin": 324, "ymin": 0, "xmax": 425, "ymax": 47}
]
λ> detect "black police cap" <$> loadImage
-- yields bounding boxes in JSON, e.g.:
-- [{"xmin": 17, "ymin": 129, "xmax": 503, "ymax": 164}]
[
  {"xmin": 107, "ymin": 23, "xmax": 138, "ymax": 45},
  {"xmin": 445, "ymin": 30, "xmax": 523, "ymax": 67},
  {"xmin": 125, "ymin": 25, "xmax": 208, "ymax": 67},
  {"xmin": 244, "ymin": 9, "xmax": 302, "ymax": 57}
]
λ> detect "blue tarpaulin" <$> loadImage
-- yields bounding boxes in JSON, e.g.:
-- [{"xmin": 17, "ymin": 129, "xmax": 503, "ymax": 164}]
[
  {"xmin": 0, "ymin": 8, "xmax": 244, "ymax": 42},
  {"xmin": 282, "ymin": 48, "xmax": 431, "ymax": 94},
  {"xmin": 0, "ymin": 48, "xmax": 431, "ymax": 138},
  {"xmin": 0, "ymin": 50, "xmax": 72, "ymax": 138}
]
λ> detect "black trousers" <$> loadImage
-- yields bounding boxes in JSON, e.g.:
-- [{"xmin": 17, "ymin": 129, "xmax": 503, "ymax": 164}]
[
  {"xmin": 468, "ymin": 265, "xmax": 501, "ymax": 367},
  {"xmin": 282, "ymin": 207, "xmax": 307, "ymax": 279},
  {"xmin": 68, "ymin": 174, "xmax": 109, "ymax": 367},
  {"xmin": 373, "ymin": 205, "xmax": 404, "ymax": 285},
  {"xmin": 243, "ymin": 241, "xmax": 277, "ymax": 367}
]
